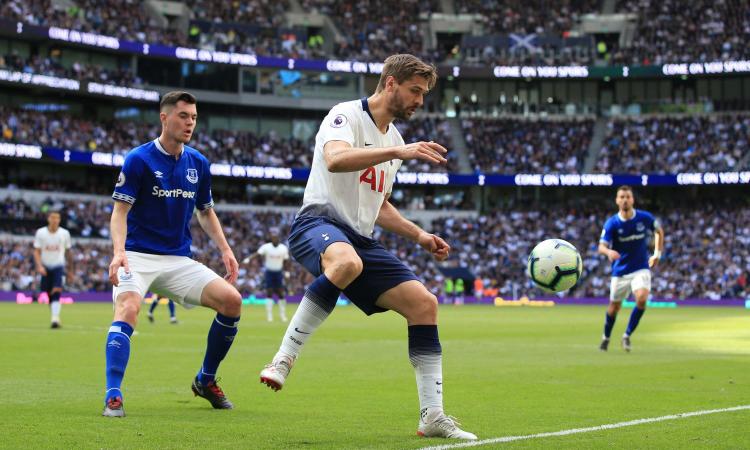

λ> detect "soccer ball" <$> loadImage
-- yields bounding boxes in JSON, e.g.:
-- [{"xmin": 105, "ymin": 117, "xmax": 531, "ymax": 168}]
[{"xmin": 527, "ymin": 239, "xmax": 583, "ymax": 293}]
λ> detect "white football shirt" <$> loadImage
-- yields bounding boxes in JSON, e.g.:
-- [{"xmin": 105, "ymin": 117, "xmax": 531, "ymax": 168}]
[
  {"xmin": 33, "ymin": 227, "xmax": 72, "ymax": 268},
  {"xmin": 299, "ymin": 98, "xmax": 404, "ymax": 237},
  {"xmin": 258, "ymin": 242, "xmax": 289, "ymax": 271}
]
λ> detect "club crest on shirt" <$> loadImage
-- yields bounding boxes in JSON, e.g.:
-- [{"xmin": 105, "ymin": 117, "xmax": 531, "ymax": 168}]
[
  {"xmin": 186, "ymin": 168, "xmax": 198, "ymax": 184},
  {"xmin": 636, "ymin": 222, "xmax": 645, "ymax": 232},
  {"xmin": 115, "ymin": 172, "xmax": 125, "ymax": 187},
  {"xmin": 330, "ymin": 114, "xmax": 347, "ymax": 128}
]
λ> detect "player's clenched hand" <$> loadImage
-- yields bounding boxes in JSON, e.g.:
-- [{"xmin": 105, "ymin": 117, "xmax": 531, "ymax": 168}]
[
  {"xmin": 607, "ymin": 249, "xmax": 621, "ymax": 262},
  {"xmin": 108, "ymin": 250, "xmax": 129, "ymax": 287},
  {"xmin": 222, "ymin": 249, "xmax": 239, "ymax": 285},
  {"xmin": 418, "ymin": 232, "xmax": 451, "ymax": 261},
  {"xmin": 397, "ymin": 141, "xmax": 448, "ymax": 165},
  {"xmin": 648, "ymin": 254, "xmax": 660, "ymax": 268},
  {"xmin": 36, "ymin": 265, "xmax": 47, "ymax": 276}
]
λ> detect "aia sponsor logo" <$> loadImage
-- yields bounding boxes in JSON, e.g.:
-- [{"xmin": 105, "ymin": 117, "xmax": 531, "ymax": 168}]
[{"xmin": 359, "ymin": 166, "xmax": 386, "ymax": 193}]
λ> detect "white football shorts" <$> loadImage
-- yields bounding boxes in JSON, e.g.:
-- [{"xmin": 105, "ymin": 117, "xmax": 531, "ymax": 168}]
[
  {"xmin": 112, "ymin": 251, "xmax": 221, "ymax": 308},
  {"xmin": 610, "ymin": 268, "xmax": 651, "ymax": 302}
]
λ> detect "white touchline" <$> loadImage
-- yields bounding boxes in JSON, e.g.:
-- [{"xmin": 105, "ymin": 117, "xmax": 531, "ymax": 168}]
[{"xmin": 419, "ymin": 405, "xmax": 750, "ymax": 450}]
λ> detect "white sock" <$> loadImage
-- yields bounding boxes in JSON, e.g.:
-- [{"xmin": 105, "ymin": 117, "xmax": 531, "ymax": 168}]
[
  {"xmin": 411, "ymin": 353, "xmax": 444, "ymax": 413},
  {"xmin": 50, "ymin": 301, "xmax": 61, "ymax": 322},
  {"xmin": 277, "ymin": 295, "xmax": 332, "ymax": 359},
  {"xmin": 265, "ymin": 299, "xmax": 274, "ymax": 321},
  {"xmin": 278, "ymin": 299, "xmax": 287, "ymax": 321}
]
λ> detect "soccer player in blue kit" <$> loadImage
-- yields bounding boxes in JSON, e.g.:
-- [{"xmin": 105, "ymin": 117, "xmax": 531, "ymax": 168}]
[
  {"xmin": 598, "ymin": 185, "xmax": 665, "ymax": 352},
  {"xmin": 103, "ymin": 91, "xmax": 243, "ymax": 417},
  {"xmin": 258, "ymin": 54, "xmax": 476, "ymax": 440}
]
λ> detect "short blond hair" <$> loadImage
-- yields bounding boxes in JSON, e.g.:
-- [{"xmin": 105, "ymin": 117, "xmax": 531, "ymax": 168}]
[{"xmin": 376, "ymin": 54, "xmax": 438, "ymax": 93}]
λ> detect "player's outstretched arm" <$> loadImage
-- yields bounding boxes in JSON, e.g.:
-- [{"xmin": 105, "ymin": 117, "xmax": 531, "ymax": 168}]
[
  {"xmin": 241, "ymin": 252, "xmax": 260, "ymax": 265},
  {"xmin": 109, "ymin": 201, "xmax": 132, "ymax": 286},
  {"xmin": 376, "ymin": 197, "xmax": 450, "ymax": 261},
  {"xmin": 196, "ymin": 208, "xmax": 238, "ymax": 284},
  {"xmin": 324, "ymin": 140, "xmax": 447, "ymax": 173}
]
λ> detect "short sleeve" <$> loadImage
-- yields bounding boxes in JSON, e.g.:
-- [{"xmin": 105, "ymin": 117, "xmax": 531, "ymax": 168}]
[
  {"xmin": 113, "ymin": 153, "xmax": 144, "ymax": 205},
  {"xmin": 319, "ymin": 107, "xmax": 356, "ymax": 147},
  {"xmin": 65, "ymin": 230, "xmax": 72, "ymax": 249},
  {"xmin": 647, "ymin": 212, "xmax": 661, "ymax": 231},
  {"xmin": 282, "ymin": 245, "xmax": 289, "ymax": 260},
  {"xmin": 196, "ymin": 158, "xmax": 214, "ymax": 211},
  {"xmin": 599, "ymin": 220, "xmax": 613, "ymax": 245},
  {"xmin": 33, "ymin": 229, "xmax": 42, "ymax": 249},
  {"xmin": 257, "ymin": 243, "xmax": 268, "ymax": 256}
]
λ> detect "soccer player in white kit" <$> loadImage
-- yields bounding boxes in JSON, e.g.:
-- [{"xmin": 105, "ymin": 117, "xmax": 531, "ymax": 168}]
[
  {"xmin": 33, "ymin": 211, "xmax": 72, "ymax": 328},
  {"xmin": 259, "ymin": 54, "xmax": 477, "ymax": 440},
  {"xmin": 103, "ymin": 92, "xmax": 243, "ymax": 417},
  {"xmin": 243, "ymin": 230, "xmax": 290, "ymax": 322}
]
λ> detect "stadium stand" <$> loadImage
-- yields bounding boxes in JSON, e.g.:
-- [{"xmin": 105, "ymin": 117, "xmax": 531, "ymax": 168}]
[
  {"xmin": 2, "ymin": 193, "xmax": 747, "ymax": 300},
  {"xmin": 595, "ymin": 113, "xmax": 750, "ymax": 173},
  {"xmin": 614, "ymin": 0, "xmax": 750, "ymax": 64}
]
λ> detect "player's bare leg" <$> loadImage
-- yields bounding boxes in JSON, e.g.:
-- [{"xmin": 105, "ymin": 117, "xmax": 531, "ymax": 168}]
[
  {"xmin": 103, "ymin": 291, "xmax": 141, "ymax": 417},
  {"xmin": 192, "ymin": 278, "xmax": 242, "ymax": 409},
  {"xmin": 623, "ymin": 289, "xmax": 648, "ymax": 352},
  {"xmin": 601, "ymin": 301, "xmax": 621, "ymax": 351},
  {"xmin": 260, "ymin": 242, "xmax": 359, "ymax": 391},
  {"xmin": 376, "ymin": 280, "xmax": 477, "ymax": 440}
]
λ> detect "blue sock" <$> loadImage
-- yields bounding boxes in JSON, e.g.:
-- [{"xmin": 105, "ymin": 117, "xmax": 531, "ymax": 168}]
[
  {"xmin": 408, "ymin": 325, "xmax": 442, "ymax": 357},
  {"xmin": 603, "ymin": 313, "xmax": 616, "ymax": 339},
  {"xmin": 104, "ymin": 321, "xmax": 133, "ymax": 403},
  {"xmin": 306, "ymin": 274, "xmax": 341, "ymax": 314},
  {"xmin": 197, "ymin": 313, "xmax": 240, "ymax": 384},
  {"xmin": 408, "ymin": 325, "xmax": 443, "ymax": 412},
  {"xmin": 168, "ymin": 300, "xmax": 175, "ymax": 318},
  {"xmin": 625, "ymin": 307, "xmax": 646, "ymax": 336},
  {"xmin": 149, "ymin": 299, "xmax": 158, "ymax": 314}
]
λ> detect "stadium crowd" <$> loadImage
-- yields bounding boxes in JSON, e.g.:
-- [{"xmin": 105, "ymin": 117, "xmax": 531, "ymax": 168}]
[
  {"xmin": 615, "ymin": 0, "xmax": 750, "ymax": 65},
  {"xmin": 303, "ymin": 0, "xmax": 438, "ymax": 62},
  {"xmin": 2, "ymin": 194, "xmax": 747, "ymax": 301},
  {"xmin": 5, "ymin": 107, "xmax": 750, "ymax": 174},
  {"xmin": 0, "ymin": 107, "xmax": 458, "ymax": 171},
  {"xmin": 461, "ymin": 118, "xmax": 594, "ymax": 173},
  {"xmin": 0, "ymin": 52, "xmax": 141, "ymax": 86},
  {"xmin": 595, "ymin": 114, "xmax": 750, "ymax": 174},
  {"xmin": 4, "ymin": 0, "xmax": 750, "ymax": 66}
]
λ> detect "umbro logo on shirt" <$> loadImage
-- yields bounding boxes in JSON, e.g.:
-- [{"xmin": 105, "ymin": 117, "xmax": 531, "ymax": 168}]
[{"xmin": 154, "ymin": 171, "xmax": 163, "ymax": 178}]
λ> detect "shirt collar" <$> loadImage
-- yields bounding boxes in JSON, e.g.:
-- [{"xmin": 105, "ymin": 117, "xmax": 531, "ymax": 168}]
[
  {"xmin": 154, "ymin": 138, "xmax": 184, "ymax": 157},
  {"xmin": 361, "ymin": 97, "xmax": 389, "ymax": 133}
]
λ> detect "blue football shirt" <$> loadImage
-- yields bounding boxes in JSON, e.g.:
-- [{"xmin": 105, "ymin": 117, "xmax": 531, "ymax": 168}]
[
  {"xmin": 112, "ymin": 139, "xmax": 213, "ymax": 256},
  {"xmin": 599, "ymin": 209, "xmax": 659, "ymax": 277}
]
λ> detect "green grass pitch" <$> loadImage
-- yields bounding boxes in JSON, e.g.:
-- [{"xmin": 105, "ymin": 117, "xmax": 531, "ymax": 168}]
[{"xmin": 1, "ymin": 303, "xmax": 748, "ymax": 449}]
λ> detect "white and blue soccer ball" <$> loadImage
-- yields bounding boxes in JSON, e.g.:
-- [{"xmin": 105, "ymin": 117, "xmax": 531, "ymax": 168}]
[{"xmin": 527, "ymin": 239, "xmax": 583, "ymax": 293}]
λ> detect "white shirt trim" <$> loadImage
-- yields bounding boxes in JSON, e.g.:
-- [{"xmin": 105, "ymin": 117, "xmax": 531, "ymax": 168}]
[{"xmin": 154, "ymin": 138, "xmax": 184, "ymax": 157}]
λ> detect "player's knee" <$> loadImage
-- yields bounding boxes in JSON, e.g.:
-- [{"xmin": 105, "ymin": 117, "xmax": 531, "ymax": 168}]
[
  {"xmin": 222, "ymin": 288, "xmax": 243, "ymax": 317},
  {"xmin": 331, "ymin": 255, "xmax": 363, "ymax": 284},
  {"xmin": 414, "ymin": 292, "xmax": 438, "ymax": 321},
  {"xmin": 116, "ymin": 297, "xmax": 141, "ymax": 324}
]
